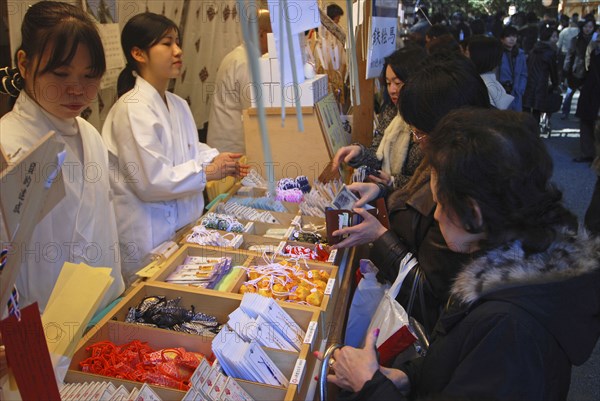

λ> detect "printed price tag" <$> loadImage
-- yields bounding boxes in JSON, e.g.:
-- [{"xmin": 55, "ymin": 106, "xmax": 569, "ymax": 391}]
[
  {"xmin": 231, "ymin": 234, "xmax": 244, "ymax": 249},
  {"xmin": 303, "ymin": 321, "xmax": 318, "ymax": 350},
  {"xmin": 325, "ymin": 278, "xmax": 336, "ymax": 295},
  {"xmin": 275, "ymin": 241, "xmax": 286, "ymax": 255},
  {"xmin": 290, "ymin": 358, "xmax": 306, "ymax": 391},
  {"xmin": 285, "ymin": 226, "xmax": 295, "ymax": 240},
  {"xmin": 327, "ymin": 249, "xmax": 338, "ymax": 264}
]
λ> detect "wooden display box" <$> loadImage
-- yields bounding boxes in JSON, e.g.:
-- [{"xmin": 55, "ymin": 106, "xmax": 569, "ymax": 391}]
[
  {"xmin": 279, "ymin": 242, "xmax": 342, "ymax": 266},
  {"xmin": 66, "ymin": 320, "xmax": 210, "ymax": 398},
  {"xmin": 66, "ymin": 282, "xmax": 322, "ymax": 401},
  {"xmin": 235, "ymin": 185, "xmax": 267, "ymax": 198},
  {"xmin": 210, "ymin": 201, "xmax": 300, "ymax": 227},
  {"xmin": 233, "ymin": 256, "xmax": 340, "ymax": 335},
  {"xmin": 212, "ymin": 186, "xmax": 301, "ymax": 216},
  {"xmin": 244, "ymin": 221, "xmax": 293, "ymax": 238},
  {"xmin": 148, "ymin": 245, "xmax": 254, "ymax": 293}
]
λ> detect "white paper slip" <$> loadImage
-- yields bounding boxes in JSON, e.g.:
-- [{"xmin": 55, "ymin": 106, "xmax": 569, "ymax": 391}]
[
  {"xmin": 220, "ymin": 377, "xmax": 255, "ymax": 401},
  {"xmin": 108, "ymin": 386, "xmax": 130, "ymax": 401},
  {"xmin": 134, "ymin": 384, "xmax": 162, "ymax": 401},
  {"xmin": 208, "ymin": 373, "xmax": 229, "ymax": 400},
  {"xmin": 191, "ymin": 358, "xmax": 212, "ymax": 389},
  {"xmin": 201, "ymin": 364, "xmax": 222, "ymax": 398}
]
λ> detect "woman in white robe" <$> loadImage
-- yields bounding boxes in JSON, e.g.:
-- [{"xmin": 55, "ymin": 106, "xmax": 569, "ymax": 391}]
[
  {"xmin": 102, "ymin": 13, "xmax": 246, "ymax": 283},
  {"xmin": 0, "ymin": 2, "xmax": 124, "ymax": 313}
]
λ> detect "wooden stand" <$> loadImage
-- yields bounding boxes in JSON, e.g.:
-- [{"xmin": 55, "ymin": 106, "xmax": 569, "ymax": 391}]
[{"xmin": 243, "ymin": 107, "xmax": 333, "ymax": 183}]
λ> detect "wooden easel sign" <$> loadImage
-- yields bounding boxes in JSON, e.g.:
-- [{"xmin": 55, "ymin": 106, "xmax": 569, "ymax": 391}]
[
  {"xmin": 0, "ymin": 131, "xmax": 65, "ymax": 310},
  {"xmin": 315, "ymin": 93, "xmax": 351, "ymax": 158}
]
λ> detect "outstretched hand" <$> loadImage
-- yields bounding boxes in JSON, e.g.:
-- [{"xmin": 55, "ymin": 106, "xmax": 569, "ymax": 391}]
[
  {"xmin": 331, "ymin": 145, "xmax": 362, "ymax": 171},
  {"xmin": 331, "ymin": 207, "xmax": 387, "ymax": 249},
  {"xmin": 314, "ymin": 329, "xmax": 411, "ymax": 394},
  {"xmin": 206, "ymin": 152, "xmax": 249, "ymax": 181}
]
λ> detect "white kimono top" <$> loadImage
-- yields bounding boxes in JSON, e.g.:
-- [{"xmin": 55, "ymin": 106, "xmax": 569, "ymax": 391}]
[
  {"xmin": 207, "ymin": 45, "xmax": 251, "ymax": 153},
  {"xmin": 102, "ymin": 76, "xmax": 218, "ymax": 283},
  {"xmin": 0, "ymin": 91, "xmax": 125, "ymax": 313}
]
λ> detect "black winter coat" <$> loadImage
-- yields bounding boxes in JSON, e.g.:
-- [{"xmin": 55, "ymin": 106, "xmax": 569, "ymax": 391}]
[
  {"xmin": 576, "ymin": 49, "xmax": 600, "ymax": 121},
  {"xmin": 369, "ymin": 181, "xmax": 471, "ymax": 335},
  {"xmin": 346, "ymin": 231, "xmax": 600, "ymax": 401},
  {"xmin": 565, "ymin": 32, "xmax": 593, "ymax": 88},
  {"xmin": 523, "ymin": 41, "xmax": 558, "ymax": 110}
]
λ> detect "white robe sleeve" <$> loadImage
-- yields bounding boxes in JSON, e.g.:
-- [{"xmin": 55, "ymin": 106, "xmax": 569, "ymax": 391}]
[{"xmin": 114, "ymin": 102, "xmax": 207, "ymax": 202}]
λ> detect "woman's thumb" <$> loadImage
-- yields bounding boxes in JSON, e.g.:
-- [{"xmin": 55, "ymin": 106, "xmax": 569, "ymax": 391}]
[{"xmin": 365, "ymin": 328, "xmax": 380, "ymax": 352}]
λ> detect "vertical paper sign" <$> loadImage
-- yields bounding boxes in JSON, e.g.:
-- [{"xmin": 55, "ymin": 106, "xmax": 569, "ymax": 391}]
[
  {"xmin": 0, "ymin": 303, "xmax": 61, "ymax": 400},
  {"xmin": 366, "ymin": 0, "xmax": 399, "ymax": 79},
  {"xmin": 366, "ymin": 16, "xmax": 397, "ymax": 79}
]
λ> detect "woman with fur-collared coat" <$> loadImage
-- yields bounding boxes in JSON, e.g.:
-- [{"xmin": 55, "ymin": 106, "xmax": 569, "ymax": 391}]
[
  {"xmin": 324, "ymin": 109, "xmax": 600, "ymax": 401},
  {"xmin": 334, "ymin": 53, "xmax": 491, "ymax": 337}
]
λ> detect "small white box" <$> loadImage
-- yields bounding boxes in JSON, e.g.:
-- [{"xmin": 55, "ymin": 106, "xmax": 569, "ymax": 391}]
[
  {"xmin": 258, "ymin": 56, "xmax": 272, "ymax": 84},
  {"xmin": 270, "ymin": 58, "xmax": 280, "ymax": 83},
  {"xmin": 267, "ymin": 32, "xmax": 277, "ymax": 59},
  {"xmin": 250, "ymin": 82, "xmax": 275, "ymax": 108}
]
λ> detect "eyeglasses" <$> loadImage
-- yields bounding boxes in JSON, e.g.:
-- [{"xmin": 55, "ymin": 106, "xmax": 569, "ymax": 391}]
[{"xmin": 410, "ymin": 127, "xmax": 427, "ymax": 142}]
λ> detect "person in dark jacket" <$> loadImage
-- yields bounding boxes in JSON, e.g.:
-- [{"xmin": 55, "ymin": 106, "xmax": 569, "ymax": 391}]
[
  {"xmin": 331, "ymin": 53, "xmax": 490, "ymax": 336},
  {"xmin": 570, "ymin": 21, "xmax": 598, "ymax": 162},
  {"xmin": 562, "ymin": 17, "xmax": 596, "ymax": 124},
  {"xmin": 324, "ymin": 108, "xmax": 600, "ymax": 401},
  {"xmin": 581, "ymin": 35, "xmax": 600, "ymax": 231},
  {"xmin": 518, "ymin": 11, "xmax": 539, "ymax": 54},
  {"xmin": 522, "ymin": 24, "xmax": 559, "ymax": 125}
]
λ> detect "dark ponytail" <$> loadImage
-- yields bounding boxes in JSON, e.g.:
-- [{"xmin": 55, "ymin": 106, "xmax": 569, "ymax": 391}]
[
  {"xmin": 0, "ymin": 67, "xmax": 23, "ymax": 97},
  {"xmin": 117, "ymin": 12, "xmax": 179, "ymax": 97},
  {"xmin": 117, "ymin": 64, "xmax": 136, "ymax": 98}
]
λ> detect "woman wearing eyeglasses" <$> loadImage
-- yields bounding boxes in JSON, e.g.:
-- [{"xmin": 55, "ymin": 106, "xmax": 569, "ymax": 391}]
[
  {"xmin": 324, "ymin": 108, "xmax": 599, "ymax": 401},
  {"xmin": 334, "ymin": 52, "xmax": 491, "ymax": 337}
]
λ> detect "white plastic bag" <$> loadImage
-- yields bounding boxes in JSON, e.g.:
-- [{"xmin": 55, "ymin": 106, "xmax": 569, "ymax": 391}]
[
  {"xmin": 367, "ymin": 253, "xmax": 418, "ymax": 366},
  {"xmin": 344, "ymin": 259, "xmax": 390, "ymax": 347}
]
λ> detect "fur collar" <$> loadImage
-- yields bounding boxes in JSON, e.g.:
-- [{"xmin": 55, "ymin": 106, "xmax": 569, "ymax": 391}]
[
  {"xmin": 376, "ymin": 114, "xmax": 411, "ymax": 176},
  {"xmin": 451, "ymin": 229, "xmax": 600, "ymax": 304}
]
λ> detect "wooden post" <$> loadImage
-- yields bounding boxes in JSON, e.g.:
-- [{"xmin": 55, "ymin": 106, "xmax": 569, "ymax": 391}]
[{"xmin": 351, "ymin": 0, "xmax": 374, "ymax": 147}]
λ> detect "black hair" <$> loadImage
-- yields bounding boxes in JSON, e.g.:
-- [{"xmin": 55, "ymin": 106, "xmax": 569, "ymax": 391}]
[
  {"xmin": 16, "ymin": 1, "xmax": 105, "ymax": 90},
  {"xmin": 467, "ymin": 35, "xmax": 503, "ymax": 74},
  {"xmin": 326, "ymin": 4, "xmax": 344, "ymax": 20},
  {"xmin": 426, "ymin": 34, "xmax": 461, "ymax": 55},
  {"xmin": 426, "ymin": 24, "xmax": 451, "ymax": 39},
  {"xmin": 426, "ymin": 108, "xmax": 577, "ymax": 254},
  {"xmin": 117, "ymin": 12, "xmax": 180, "ymax": 97},
  {"xmin": 380, "ymin": 46, "xmax": 427, "ymax": 105},
  {"xmin": 500, "ymin": 25, "xmax": 518, "ymax": 39},
  {"xmin": 399, "ymin": 52, "xmax": 490, "ymax": 134},
  {"xmin": 470, "ymin": 19, "xmax": 486, "ymax": 35},
  {"xmin": 539, "ymin": 24, "xmax": 558, "ymax": 41}
]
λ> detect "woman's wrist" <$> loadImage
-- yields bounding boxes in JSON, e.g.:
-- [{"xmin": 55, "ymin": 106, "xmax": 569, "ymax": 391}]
[{"xmin": 376, "ymin": 182, "xmax": 389, "ymax": 198}]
